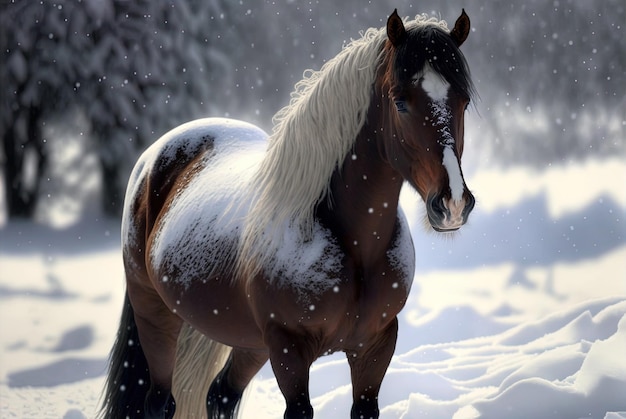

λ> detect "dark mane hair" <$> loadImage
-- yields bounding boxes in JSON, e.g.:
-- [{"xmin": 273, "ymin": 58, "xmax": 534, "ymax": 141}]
[{"xmin": 391, "ymin": 24, "xmax": 476, "ymax": 101}]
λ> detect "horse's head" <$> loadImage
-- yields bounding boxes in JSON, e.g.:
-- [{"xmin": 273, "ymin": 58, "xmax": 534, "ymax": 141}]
[{"xmin": 379, "ymin": 10, "xmax": 476, "ymax": 232}]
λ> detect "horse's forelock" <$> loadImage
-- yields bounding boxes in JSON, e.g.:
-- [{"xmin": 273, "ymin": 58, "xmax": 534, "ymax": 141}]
[{"xmin": 389, "ymin": 19, "xmax": 475, "ymax": 102}]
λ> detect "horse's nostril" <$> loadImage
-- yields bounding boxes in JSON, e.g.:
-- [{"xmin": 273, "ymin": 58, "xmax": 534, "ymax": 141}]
[
  {"xmin": 463, "ymin": 193, "xmax": 476, "ymax": 217},
  {"xmin": 428, "ymin": 195, "xmax": 445, "ymax": 215}
]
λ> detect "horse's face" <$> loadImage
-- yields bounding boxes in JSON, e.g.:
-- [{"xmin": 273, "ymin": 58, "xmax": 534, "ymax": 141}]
[{"xmin": 382, "ymin": 10, "xmax": 476, "ymax": 232}]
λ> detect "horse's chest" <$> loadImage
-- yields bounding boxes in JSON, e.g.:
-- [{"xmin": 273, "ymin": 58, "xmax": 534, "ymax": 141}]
[
  {"xmin": 260, "ymin": 214, "xmax": 415, "ymax": 350},
  {"xmin": 339, "ymin": 270, "xmax": 410, "ymax": 341},
  {"xmin": 279, "ymin": 268, "xmax": 411, "ymax": 353}
]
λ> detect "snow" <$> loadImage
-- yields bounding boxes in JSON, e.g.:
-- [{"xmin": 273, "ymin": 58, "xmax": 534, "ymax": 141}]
[
  {"xmin": 142, "ymin": 118, "xmax": 348, "ymax": 295},
  {"xmin": 138, "ymin": 119, "xmax": 268, "ymax": 287},
  {"xmin": 268, "ymin": 220, "xmax": 344, "ymax": 296},
  {"xmin": 385, "ymin": 210, "xmax": 416, "ymax": 288},
  {"xmin": 1, "ymin": 159, "xmax": 625, "ymax": 418}
]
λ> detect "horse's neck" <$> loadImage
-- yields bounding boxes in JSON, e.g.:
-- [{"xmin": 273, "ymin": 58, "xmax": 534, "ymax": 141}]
[{"xmin": 318, "ymin": 115, "xmax": 403, "ymax": 265}]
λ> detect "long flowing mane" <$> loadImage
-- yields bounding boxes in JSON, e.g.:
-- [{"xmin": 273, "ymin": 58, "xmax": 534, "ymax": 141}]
[{"xmin": 237, "ymin": 15, "xmax": 450, "ymax": 282}]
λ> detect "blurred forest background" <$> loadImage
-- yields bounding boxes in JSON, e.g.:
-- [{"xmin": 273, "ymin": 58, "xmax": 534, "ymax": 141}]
[{"xmin": 1, "ymin": 0, "xmax": 624, "ymax": 226}]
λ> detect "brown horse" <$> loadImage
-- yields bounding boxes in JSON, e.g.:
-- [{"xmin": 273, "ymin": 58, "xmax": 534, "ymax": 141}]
[{"xmin": 101, "ymin": 9, "xmax": 476, "ymax": 419}]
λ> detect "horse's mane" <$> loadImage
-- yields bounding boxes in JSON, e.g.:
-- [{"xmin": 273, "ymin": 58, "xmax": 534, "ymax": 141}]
[{"xmin": 237, "ymin": 15, "xmax": 450, "ymax": 283}]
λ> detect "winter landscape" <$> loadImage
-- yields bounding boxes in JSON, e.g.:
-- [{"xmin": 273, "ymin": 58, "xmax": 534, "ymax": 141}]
[
  {"xmin": 1, "ymin": 157, "xmax": 625, "ymax": 418},
  {"xmin": 1, "ymin": 1, "xmax": 625, "ymax": 418}
]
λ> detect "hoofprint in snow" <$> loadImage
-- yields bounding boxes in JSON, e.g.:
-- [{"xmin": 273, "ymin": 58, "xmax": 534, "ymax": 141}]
[{"xmin": 1, "ymin": 159, "xmax": 625, "ymax": 418}]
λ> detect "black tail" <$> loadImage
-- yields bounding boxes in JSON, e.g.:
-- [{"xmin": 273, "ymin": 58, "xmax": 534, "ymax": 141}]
[{"xmin": 100, "ymin": 293, "xmax": 151, "ymax": 418}]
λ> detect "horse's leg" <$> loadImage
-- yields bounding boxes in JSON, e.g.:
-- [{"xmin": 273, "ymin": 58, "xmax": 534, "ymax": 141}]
[
  {"xmin": 347, "ymin": 318, "xmax": 398, "ymax": 419},
  {"xmin": 206, "ymin": 348, "xmax": 268, "ymax": 419},
  {"xmin": 266, "ymin": 327, "xmax": 315, "ymax": 419},
  {"xmin": 128, "ymin": 284, "xmax": 183, "ymax": 419}
]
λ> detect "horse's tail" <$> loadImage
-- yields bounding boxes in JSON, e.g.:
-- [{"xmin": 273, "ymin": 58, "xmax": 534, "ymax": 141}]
[
  {"xmin": 172, "ymin": 324, "xmax": 232, "ymax": 418},
  {"xmin": 100, "ymin": 293, "xmax": 150, "ymax": 419}
]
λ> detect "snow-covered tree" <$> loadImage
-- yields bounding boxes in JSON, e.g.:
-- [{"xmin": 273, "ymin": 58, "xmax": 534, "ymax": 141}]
[
  {"xmin": 1, "ymin": 1, "xmax": 71, "ymax": 218},
  {"xmin": 450, "ymin": 0, "xmax": 625, "ymax": 165},
  {"xmin": 1, "ymin": 0, "xmax": 623, "ymax": 220},
  {"xmin": 1, "ymin": 0, "xmax": 229, "ymax": 217}
]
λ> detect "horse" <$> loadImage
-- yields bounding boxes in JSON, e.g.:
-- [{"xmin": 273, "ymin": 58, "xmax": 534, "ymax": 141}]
[{"xmin": 100, "ymin": 9, "xmax": 476, "ymax": 419}]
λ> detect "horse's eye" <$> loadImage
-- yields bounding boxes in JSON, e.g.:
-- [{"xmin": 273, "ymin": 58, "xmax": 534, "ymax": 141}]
[{"xmin": 395, "ymin": 99, "xmax": 409, "ymax": 114}]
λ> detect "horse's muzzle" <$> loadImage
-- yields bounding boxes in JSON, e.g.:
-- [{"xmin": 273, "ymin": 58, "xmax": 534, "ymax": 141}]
[{"xmin": 427, "ymin": 191, "xmax": 475, "ymax": 232}]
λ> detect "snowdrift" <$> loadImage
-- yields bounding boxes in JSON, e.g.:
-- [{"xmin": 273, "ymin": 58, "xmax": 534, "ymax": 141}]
[{"xmin": 1, "ymin": 160, "xmax": 624, "ymax": 418}]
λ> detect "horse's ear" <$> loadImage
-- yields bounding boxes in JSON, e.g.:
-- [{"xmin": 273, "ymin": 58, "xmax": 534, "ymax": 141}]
[
  {"xmin": 387, "ymin": 9, "xmax": 407, "ymax": 47},
  {"xmin": 450, "ymin": 9, "xmax": 471, "ymax": 47}
]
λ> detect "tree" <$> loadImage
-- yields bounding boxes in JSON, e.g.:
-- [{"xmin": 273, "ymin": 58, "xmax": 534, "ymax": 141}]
[
  {"xmin": 1, "ymin": 1, "xmax": 68, "ymax": 218},
  {"xmin": 1, "ymin": 0, "xmax": 227, "ymax": 218},
  {"xmin": 2, "ymin": 0, "xmax": 623, "ymax": 221},
  {"xmin": 446, "ymin": 0, "xmax": 625, "ymax": 165}
]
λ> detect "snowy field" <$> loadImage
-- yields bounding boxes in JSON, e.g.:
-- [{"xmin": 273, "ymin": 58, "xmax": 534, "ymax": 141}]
[{"xmin": 1, "ymin": 158, "xmax": 625, "ymax": 418}]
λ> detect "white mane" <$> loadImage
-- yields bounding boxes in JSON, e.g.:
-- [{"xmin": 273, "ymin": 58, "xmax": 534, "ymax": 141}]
[{"xmin": 238, "ymin": 15, "xmax": 449, "ymax": 283}]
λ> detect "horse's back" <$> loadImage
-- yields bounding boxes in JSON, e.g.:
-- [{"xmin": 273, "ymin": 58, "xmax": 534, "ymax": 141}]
[
  {"xmin": 126, "ymin": 118, "xmax": 267, "ymax": 198},
  {"xmin": 121, "ymin": 118, "xmax": 268, "ymax": 277}
]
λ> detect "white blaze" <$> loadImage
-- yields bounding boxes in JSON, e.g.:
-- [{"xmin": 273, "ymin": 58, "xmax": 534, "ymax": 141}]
[
  {"xmin": 416, "ymin": 66, "xmax": 465, "ymax": 203},
  {"xmin": 421, "ymin": 65, "xmax": 450, "ymax": 102},
  {"xmin": 442, "ymin": 146, "xmax": 464, "ymax": 202}
]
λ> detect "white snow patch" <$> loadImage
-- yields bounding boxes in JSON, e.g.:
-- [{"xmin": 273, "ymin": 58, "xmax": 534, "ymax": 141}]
[
  {"xmin": 133, "ymin": 118, "xmax": 343, "ymax": 296},
  {"xmin": 148, "ymin": 120, "xmax": 267, "ymax": 287},
  {"xmin": 430, "ymin": 100, "xmax": 454, "ymax": 147},
  {"xmin": 268, "ymin": 220, "xmax": 343, "ymax": 297},
  {"xmin": 574, "ymin": 313, "xmax": 626, "ymax": 395},
  {"xmin": 386, "ymin": 209, "xmax": 416, "ymax": 287}
]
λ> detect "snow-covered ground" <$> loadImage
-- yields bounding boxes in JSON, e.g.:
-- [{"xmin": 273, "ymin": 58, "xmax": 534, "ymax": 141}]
[{"xmin": 1, "ymin": 158, "xmax": 625, "ymax": 418}]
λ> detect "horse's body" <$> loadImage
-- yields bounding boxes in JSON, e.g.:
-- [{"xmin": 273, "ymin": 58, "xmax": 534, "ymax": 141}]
[{"xmin": 102, "ymin": 10, "xmax": 476, "ymax": 419}]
